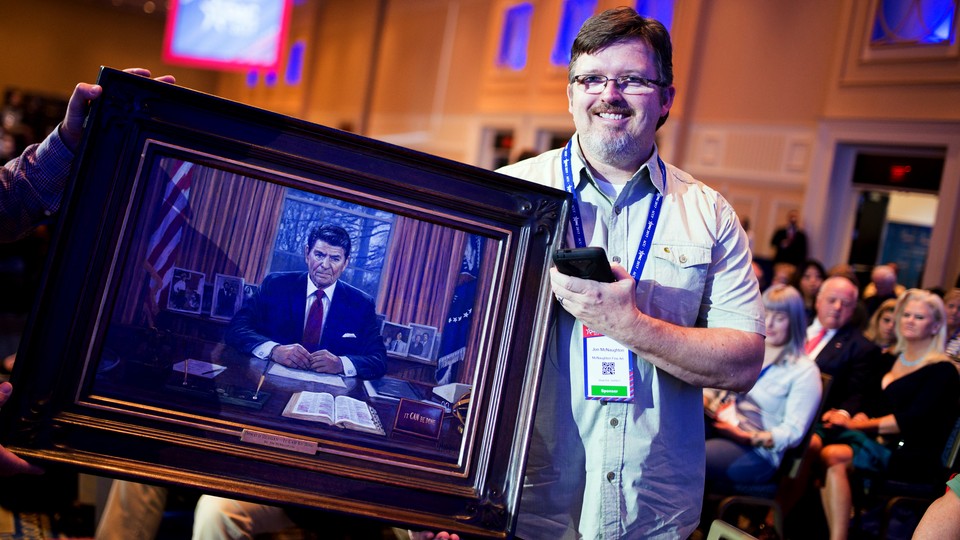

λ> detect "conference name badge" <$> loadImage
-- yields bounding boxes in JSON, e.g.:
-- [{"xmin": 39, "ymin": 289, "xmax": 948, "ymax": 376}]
[{"xmin": 582, "ymin": 325, "xmax": 633, "ymax": 401}]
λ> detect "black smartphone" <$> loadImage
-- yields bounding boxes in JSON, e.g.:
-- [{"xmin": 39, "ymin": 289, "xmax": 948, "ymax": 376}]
[{"xmin": 552, "ymin": 247, "xmax": 616, "ymax": 282}]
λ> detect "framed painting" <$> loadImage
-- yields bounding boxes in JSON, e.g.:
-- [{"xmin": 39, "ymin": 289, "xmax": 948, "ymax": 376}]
[{"xmin": 0, "ymin": 67, "xmax": 568, "ymax": 538}]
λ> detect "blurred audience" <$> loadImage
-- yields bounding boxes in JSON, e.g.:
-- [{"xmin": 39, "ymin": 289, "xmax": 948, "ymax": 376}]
[
  {"xmin": 818, "ymin": 289, "xmax": 959, "ymax": 540},
  {"xmin": 771, "ymin": 262, "xmax": 797, "ymax": 288},
  {"xmin": 0, "ymin": 130, "xmax": 27, "ymax": 161}
]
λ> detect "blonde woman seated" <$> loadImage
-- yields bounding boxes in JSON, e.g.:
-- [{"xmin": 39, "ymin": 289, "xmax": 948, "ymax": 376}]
[
  {"xmin": 703, "ymin": 285, "xmax": 822, "ymax": 488},
  {"xmin": 862, "ymin": 297, "xmax": 897, "ymax": 353},
  {"xmin": 819, "ymin": 289, "xmax": 960, "ymax": 540}
]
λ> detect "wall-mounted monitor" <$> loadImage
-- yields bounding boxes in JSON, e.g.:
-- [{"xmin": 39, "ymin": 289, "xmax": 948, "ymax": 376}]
[{"xmin": 163, "ymin": 0, "xmax": 292, "ymax": 71}]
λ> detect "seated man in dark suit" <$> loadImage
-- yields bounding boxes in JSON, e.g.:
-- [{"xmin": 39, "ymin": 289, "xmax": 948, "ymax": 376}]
[
  {"xmin": 225, "ymin": 223, "xmax": 386, "ymax": 380},
  {"xmin": 805, "ymin": 276, "xmax": 883, "ymax": 418}
]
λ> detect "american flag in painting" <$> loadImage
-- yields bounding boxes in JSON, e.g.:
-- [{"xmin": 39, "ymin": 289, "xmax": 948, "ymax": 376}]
[{"xmin": 145, "ymin": 159, "xmax": 194, "ymax": 306}]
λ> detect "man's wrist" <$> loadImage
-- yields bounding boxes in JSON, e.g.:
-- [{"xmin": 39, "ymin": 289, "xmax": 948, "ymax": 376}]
[
  {"xmin": 340, "ymin": 356, "xmax": 356, "ymax": 377},
  {"xmin": 253, "ymin": 341, "xmax": 280, "ymax": 360},
  {"xmin": 55, "ymin": 123, "xmax": 79, "ymax": 155}
]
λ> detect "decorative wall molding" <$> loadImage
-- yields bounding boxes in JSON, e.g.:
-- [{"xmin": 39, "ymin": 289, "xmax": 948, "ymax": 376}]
[{"xmin": 681, "ymin": 123, "xmax": 816, "ymax": 188}]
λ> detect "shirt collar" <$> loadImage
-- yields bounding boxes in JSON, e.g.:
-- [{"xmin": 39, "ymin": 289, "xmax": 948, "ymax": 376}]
[
  {"xmin": 307, "ymin": 278, "xmax": 337, "ymax": 301},
  {"xmin": 807, "ymin": 319, "xmax": 838, "ymax": 339}
]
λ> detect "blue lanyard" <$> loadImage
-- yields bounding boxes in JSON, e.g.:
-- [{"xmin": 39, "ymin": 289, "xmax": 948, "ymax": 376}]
[{"xmin": 561, "ymin": 139, "xmax": 665, "ymax": 282}]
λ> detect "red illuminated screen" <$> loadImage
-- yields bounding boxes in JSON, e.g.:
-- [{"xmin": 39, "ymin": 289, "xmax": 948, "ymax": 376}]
[{"xmin": 163, "ymin": 0, "xmax": 291, "ymax": 71}]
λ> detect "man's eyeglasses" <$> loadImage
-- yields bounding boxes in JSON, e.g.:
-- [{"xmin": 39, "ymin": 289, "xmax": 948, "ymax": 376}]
[{"xmin": 571, "ymin": 74, "xmax": 666, "ymax": 95}]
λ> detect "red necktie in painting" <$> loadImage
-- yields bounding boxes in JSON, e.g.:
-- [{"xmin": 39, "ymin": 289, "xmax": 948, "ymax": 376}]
[
  {"xmin": 303, "ymin": 291, "xmax": 325, "ymax": 351},
  {"xmin": 805, "ymin": 327, "xmax": 826, "ymax": 355}
]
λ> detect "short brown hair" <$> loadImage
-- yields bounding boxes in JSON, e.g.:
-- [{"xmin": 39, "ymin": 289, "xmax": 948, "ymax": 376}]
[{"xmin": 568, "ymin": 6, "xmax": 674, "ymax": 87}]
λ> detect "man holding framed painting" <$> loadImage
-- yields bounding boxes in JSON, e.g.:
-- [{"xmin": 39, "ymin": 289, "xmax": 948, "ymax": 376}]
[
  {"xmin": 0, "ymin": 68, "xmax": 174, "ymax": 477},
  {"xmin": 5, "ymin": 11, "xmax": 763, "ymax": 539}
]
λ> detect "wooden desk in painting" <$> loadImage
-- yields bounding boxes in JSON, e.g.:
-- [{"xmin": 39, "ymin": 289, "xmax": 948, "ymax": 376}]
[{"xmin": 90, "ymin": 343, "xmax": 464, "ymax": 465}]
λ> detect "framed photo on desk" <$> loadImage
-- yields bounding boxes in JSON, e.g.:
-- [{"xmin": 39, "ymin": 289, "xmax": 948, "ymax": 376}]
[
  {"xmin": 0, "ymin": 68, "xmax": 568, "ymax": 539},
  {"xmin": 408, "ymin": 323, "xmax": 439, "ymax": 363},
  {"xmin": 210, "ymin": 273, "xmax": 244, "ymax": 321},
  {"xmin": 166, "ymin": 267, "xmax": 204, "ymax": 315}
]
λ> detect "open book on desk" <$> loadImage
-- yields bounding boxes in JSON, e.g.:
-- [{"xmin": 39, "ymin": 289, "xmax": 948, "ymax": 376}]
[{"xmin": 282, "ymin": 392, "xmax": 385, "ymax": 436}]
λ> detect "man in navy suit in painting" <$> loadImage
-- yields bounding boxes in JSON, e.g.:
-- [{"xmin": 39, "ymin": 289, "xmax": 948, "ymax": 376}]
[{"xmin": 225, "ymin": 224, "xmax": 386, "ymax": 380}]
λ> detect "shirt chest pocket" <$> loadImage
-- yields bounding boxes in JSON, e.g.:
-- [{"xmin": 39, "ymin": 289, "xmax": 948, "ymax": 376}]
[{"xmin": 648, "ymin": 243, "xmax": 711, "ymax": 320}]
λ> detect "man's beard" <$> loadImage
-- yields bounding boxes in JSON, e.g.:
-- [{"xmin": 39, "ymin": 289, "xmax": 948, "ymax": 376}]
[{"xmin": 580, "ymin": 128, "xmax": 638, "ymax": 168}]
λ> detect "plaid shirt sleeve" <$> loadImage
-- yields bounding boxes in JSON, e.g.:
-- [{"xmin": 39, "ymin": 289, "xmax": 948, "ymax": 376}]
[{"xmin": 0, "ymin": 126, "xmax": 73, "ymax": 241}]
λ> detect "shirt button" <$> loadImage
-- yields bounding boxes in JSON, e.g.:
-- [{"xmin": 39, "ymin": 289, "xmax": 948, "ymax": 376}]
[
  {"xmin": 679, "ymin": 255, "xmax": 687, "ymax": 264},
  {"xmin": 611, "ymin": 256, "xmax": 621, "ymax": 264},
  {"xmin": 610, "ymin": 418, "xmax": 619, "ymax": 427},
  {"xmin": 614, "ymin": 205, "xmax": 622, "ymax": 215},
  {"xmin": 606, "ymin": 471, "xmax": 616, "ymax": 481}
]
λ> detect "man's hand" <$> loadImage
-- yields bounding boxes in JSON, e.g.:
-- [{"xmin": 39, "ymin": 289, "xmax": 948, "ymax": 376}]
[
  {"xmin": 60, "ymin": 68, "xmax": 176, "ymax": 152},
  {"xmin": 0, "ymin": 382, "xmax": 43, "ymax": 477},
  {"xmin": 550, "ymin": 263, "xmax": 639, "ymax": 339},
  {"xmin": 550, "ymin": 259, "xmax": 764, "ymax": 391},
  {"xmin": 308, "ymin": 350, "xmax": 343, "ymax": 374},
  {"xmin": 269, "ymin": 344, "xmax": 314, "ymax": 370}
]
